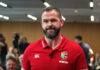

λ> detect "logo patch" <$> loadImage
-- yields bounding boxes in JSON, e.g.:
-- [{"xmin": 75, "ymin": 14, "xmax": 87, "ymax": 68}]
[
  {"xmin": 61, "ymin": 51, "xmax": 68, "ymax": 59},
  {"xmin": 34, "ymin": 54, "xmax": 40, "ymax": 58},
  {"xmin": 59, "ymin": 60, "xmax": 69, "ymax": 64}
]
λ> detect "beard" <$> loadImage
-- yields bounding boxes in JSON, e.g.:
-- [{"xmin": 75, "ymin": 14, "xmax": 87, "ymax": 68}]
[{"xmin": 43, "ymin": 26, "xmax": 60, "ymax": 39}]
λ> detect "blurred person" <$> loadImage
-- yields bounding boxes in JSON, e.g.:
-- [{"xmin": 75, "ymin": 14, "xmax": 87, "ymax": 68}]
[
  {"xmin": 95, "ymin": 53, "xmax": 100, "ymax": 70},
  {"xmin": 6, "ymin": 54, "xmax": 18, "ymax": 70},
  {"xmin": 0, "ymin": 33, "xmax": 8, "ymax": 67},
  {"xmin": 7, "ymin": 47, "xmax": 19, "ymax": 59},
  {"xmin": 15, "ymin": 53, "xmax": 19, "ymax": 61},
  {"xmin": 95, "ymin": 53, "xmax": 100, "ymax": 65},
  {"xmin": 14, "ymin": 52, "xmax": 21, "ymax": 70},
  {"xmin": 7, "ymin": 47, "xmax": 15, "ymax": 54},
  {"xmin": 19, "ymin": 54, "xmax": 23, "ymax": 66},
  {"xmin": 0, "ymin": 65, "xmax": 4, "ymax": 70},
  {"xmin": 19, "ymin": 37, "xmax": 29, "ymax": 54},
  {"xmin": 19, "ymin": 54, "xmax": 23, "ymax": 70},
  {"xmin": 89, "ymin": 55, "xmax": 95, "ymax": 70},
  {"xmin": 12, "ymin": 33, "xmax": 20, "ymax": 50},
  {"xmin": 22, "ymin": 7, "xmax": 88, "ymax": 70},
  {"xmin": 6, "ymin": 53, "xmax": 15, "ymax": 60},
  {"xmin": 6, "ymin": 52, "xmax": 20, "ymax": 70},
  {"xmin": 74, "ymin": 35, "xmax": 94, "ymax": 69}
]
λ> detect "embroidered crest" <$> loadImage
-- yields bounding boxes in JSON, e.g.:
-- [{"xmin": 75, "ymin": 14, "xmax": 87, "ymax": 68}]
[
  {"xmin": 34, "ymin": 54, "xmax": 40, "ymax": 58},
  {"xmin": 61, "ymin": 51, "xmax": 68, "ymax": 59}
]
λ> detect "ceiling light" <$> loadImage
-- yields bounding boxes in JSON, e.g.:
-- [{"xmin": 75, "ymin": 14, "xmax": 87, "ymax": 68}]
[
  {"xmin": 74, "ymin": 9, "xmax": 78, "ymax": 13},
  {"xmin": 89, "ymin": 2, "xmax": 94, "ymax": 8},
  {"xmin": 3, "ymin": 16, "xmax": 9, "ymax": 20},
  {"xmin": 90, "ymin": 15, "xmax": 94, "ymax": 22},
  {"xmin": 0, "ymin": 2, "xmax": 7, "ymax": 7},
  {"xmin": 44, "ymin": 2, "xmax": 50, "ymax": 7},
  {"xmin": 0, "ymin": 15, "xmax": 9, "ymax": 20},
  {"xmin": 62, "ymin": 16, "xmax": 66, "ymax": 21},
  {"xmin": 27, "ymin": 14, "xmax": 37, "ymax": 20},
  {"xmin": 0, "ymin": 15, "xmax": 3, "ymax": 18}
]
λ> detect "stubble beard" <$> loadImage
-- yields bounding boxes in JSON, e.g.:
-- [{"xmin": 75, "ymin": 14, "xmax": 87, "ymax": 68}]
[{"xmin": 43, "ymin": 26, "xmax": 60, "ymax": 39}]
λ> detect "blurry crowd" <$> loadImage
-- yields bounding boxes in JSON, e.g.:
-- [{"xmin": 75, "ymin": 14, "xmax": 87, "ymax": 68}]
[
  {"xmin": 0, "ymin": 33, "xmax": 29, "ymax": 70},
  {"xmin": 0, "ymin": 33, "xmax": 100, "ymax": 70},
  {"xmin": 74, "ymin": 35, "xmax": 100, "ymax": 70}
]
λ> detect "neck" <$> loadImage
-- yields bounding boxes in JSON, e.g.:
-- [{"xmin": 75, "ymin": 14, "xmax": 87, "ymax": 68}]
[{"xmin": 45, "ymin": 33, "xmax": 62, "ymax": 49}]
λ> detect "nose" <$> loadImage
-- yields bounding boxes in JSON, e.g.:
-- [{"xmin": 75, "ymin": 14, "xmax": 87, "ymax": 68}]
[
  {"xmin": 9, "ymin": 64, "xmax": 13, "ymax": 69},
  {"xmin": 47, "ymin": 21, "xmax": 53, "ymax": 26},
  {"xmin": 10, "ymin": 64, "xmax": 13, "ymax": 67}
]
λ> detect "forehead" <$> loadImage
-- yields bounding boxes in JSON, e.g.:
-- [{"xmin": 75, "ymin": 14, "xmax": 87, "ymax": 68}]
[
  {"xmin": 7, "ymin": 59, "xmax": 16, "ymax": 64},
  {"xmin": 42, "ymin": 10, "xmax": 59, "ymax": 18}
]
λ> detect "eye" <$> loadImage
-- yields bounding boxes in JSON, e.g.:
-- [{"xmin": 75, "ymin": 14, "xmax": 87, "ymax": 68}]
[
  {"xmin": 50, "ymin": 19, "xmax": 58, "ymax": 23},
  {"xmin": 42, "ymin": 19, "xmax": 48, "ymax": 23}
]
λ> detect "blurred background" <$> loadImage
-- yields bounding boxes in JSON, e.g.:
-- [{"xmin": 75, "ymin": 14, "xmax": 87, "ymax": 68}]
[
  {"xmin": 0, "ymin": 0, "xmax": 100, "ymax": 70},
  {"xmin": 0, "ymin": 0, "xmax": 100, "ymax": 53}
]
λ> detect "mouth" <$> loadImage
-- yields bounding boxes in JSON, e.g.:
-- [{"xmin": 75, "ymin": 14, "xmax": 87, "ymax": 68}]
[{"xmin": 47, "ymin": 29, "xmax": 55, "ymax": 33}]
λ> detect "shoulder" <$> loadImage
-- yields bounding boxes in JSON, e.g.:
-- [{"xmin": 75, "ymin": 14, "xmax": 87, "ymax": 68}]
[
  {"xmin": 64, "ymin": 38, "xmax": 83, "ymax": 53},
  {"xmin": 65, "ymin": 38, "xmax": 81, "ymax": 49},
  {"xmin": 65, "ymin": 39, "xmax": 86, "ymax": 60},
  {"xmin": 67, "ymin": 39, "xmax": 79, "ymax": 47},
  {"xmin": 62, "ymin": 36, "xmax": 82, "ymax": 50}
]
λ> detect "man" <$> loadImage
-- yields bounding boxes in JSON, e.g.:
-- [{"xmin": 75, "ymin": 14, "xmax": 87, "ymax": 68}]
[
  {"xmin": 0, "ymin": 65, "xmax": 4, "ymax": 70},
  {"xmin": 22, "ymin": 7, "xmax": 88, "ymax": 70},
  {"xmin": 19, "ymin": 54, "xmax": 23, "ymax": 66},
  {"xmin": 75, "ymin": 35, "xmax": 94, "ymax": 69},
  {"xmin": 19, "ymin": 37, "xmax": 29, "ymax": 54},
  {"xmin": 0, "ymin": 33, "xmax": 8, "ymax": 68},
  {"xmin": 12, "ymin": 33, "xmax": 20, "ymax": 49},
  {"xmin": 19, "ymin": 54, "xmax": 23, "ymax": 70},
  {"xmin": 6, "ymin": 55, "xmax": 18, "ymax": 70}
]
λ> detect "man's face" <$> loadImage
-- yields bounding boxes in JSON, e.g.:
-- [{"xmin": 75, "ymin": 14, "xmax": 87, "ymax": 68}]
[
  {"xmin": 74, "ymin": 38, "xmax": 81, "ymax": 43},
  {"xmin": 41, "ymin": 10, "xmax": 63, "ymax": 39},
  {"xmin": 6, "ymin": 59, "xmax": 18, "ymax": 70},
  {"xmin": 74, "ymin": 39, "xmax": 78, "ymax": 43}
]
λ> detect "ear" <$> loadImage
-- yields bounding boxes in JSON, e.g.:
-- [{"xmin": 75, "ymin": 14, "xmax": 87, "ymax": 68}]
[{"xmin": 60, "ymin": 19, "xmax": 64, "ymax": 27}]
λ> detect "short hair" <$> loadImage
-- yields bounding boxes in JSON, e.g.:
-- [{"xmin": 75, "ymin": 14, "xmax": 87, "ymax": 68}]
[
  {"xmin": 42, "ymin": 6, "xmax": 62, "ymax": 18},
  {"xmin": 6, "ymin": 54, "xmax": 18, "ymax": 65},
  {"xmin": 75, "ymin": 35, "xmax": 82, "ymax": 41}
]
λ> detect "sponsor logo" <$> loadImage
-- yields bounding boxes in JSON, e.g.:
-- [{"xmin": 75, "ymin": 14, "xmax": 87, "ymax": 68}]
[
  {"xmin": 59, "ymin": 51, "xmax": 69, "ymax": 64},
  {"xmin": 34, "ymin": 54, "xmax": 40, "ymax": 58},
  {"xmin": 59, "ymin": 60, "xmax": 69, "ymax": 64},
  {"xmin": 61, "ymin": 51, "xmax": 68, "ymax": 59}
]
